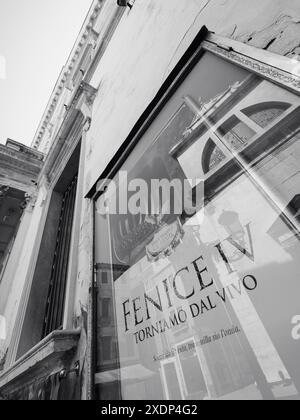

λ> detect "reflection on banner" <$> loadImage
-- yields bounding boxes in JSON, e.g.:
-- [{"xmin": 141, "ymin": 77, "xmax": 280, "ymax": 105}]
[
  {"xmin": 94, "ymin": 52, "xmax": 300, "ymax": 400},
  {"xmin": 112, "ymin": 199, "xmax": 300, "ymax": 400}
]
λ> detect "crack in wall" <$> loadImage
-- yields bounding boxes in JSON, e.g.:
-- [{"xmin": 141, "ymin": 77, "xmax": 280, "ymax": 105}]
[
  {"xmin": 162, "ymin": 0, "xmax": 212, "ymax": 82},
  {"xmin": 264, "ymin": 38, "xmax": 277, "ymax": 51}
]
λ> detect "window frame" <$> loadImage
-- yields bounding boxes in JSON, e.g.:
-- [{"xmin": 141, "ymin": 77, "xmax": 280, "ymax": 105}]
[
  {"xmin": 91, "ymin": 29, "xmax": 300, "ymax": 400},
  {"xmin": 91, "ymin": 30, "xmax": 300, "ymax": 200}
]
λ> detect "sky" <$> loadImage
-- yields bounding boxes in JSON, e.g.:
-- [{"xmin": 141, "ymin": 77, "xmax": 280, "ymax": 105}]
[{"xmin": 0, "ymin": 0, "xmax": 93, "ymax": 146}]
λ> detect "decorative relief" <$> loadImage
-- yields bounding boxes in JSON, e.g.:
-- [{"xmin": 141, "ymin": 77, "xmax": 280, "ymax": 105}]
[
  {"xmin": 75, "ymin": 82, "xmax": 98, "ymax": 124},
  {"xmin": 83, "ymin": 117, "xmax": 92, "ymax": 133},
  {"xmin": 82, "ymin": 82, "xmax": 98, "ymax": 109},
  {"xmin": 203, "ymin": 41, "xmax": 300, "ymax": 92}
]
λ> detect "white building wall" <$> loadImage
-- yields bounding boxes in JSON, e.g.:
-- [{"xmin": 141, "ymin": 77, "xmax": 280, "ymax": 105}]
[{"xmin": 85, "ymin": 0, "xmax": 300, "ymax": 194}]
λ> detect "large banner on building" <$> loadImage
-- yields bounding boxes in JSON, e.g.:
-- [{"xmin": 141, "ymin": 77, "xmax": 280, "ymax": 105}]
[
  {"xmin": 94, "ymin": 52, "xmax": 300, "ymax": 400},
  {"xmin": 112, "ymin": 172, "xmax": 300, "ymax": 400}
]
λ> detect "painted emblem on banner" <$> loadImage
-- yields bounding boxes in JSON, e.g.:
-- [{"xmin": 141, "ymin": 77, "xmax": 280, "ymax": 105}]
[{"xmin": 146, "ymin": 217, "xmax": 185, "ymax": 262}]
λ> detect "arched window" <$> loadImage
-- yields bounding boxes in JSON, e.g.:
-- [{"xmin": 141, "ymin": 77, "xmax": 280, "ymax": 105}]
[
  {"xmin": 241, "ymin": 101, "xmax": 291, "ymax": 129},
  {"xmin": 217, "ymin": 116, "xmax": 256, "ymax": 151},
  {"xmin": 202, "ymin": 139, "xmax": 226, "ymax": 174},
  {"xmin": 202, "ymin": 116, "xmax": 256, "ymax": 174},
  {"xmin": 202, "ymin": 102, "xmax": 292, "ymax": 174}
]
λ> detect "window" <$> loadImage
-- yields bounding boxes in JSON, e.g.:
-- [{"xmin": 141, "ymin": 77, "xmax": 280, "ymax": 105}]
[
  {"xmin": 101, "ymin": 298, "xmax": 110, "ymax": 319},
  {"xmin": 203, "ymin": 140, "xmax": 226, "ymax": 173},
  {"xmin": 16, "ymin": 143, "xmax": 81, "ymax": 358},
  {"xmin": 42, "ymin": 175, "xmax": 78, "ymax": 337},
  {"xmin": 101, "ymin": 271, "xmax": 109, "ymax": 284},
  {"xmin": 202, "ymin": 106, "xmax": 282, "ymax": 175},
  {"xmin": 217, "ymin": 116, "xmax": 256, "ymax": 151},
  {"xmin": 102, "ymin": 337, "xmax": 112, "ymax": 362},
  {"xmin": 242, "ymin": 102, "xmax": 290, "ymax": 128},
  {"xmin": 94, "ymin": 33, "xmax": 300, "ymax": 400}
]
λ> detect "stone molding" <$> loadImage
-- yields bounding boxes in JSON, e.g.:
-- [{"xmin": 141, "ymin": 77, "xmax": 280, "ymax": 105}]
[
  {"xmin": 38, "ymin": 82, "xmax": 98, "ymax": 189},
  {"xmin": 0, "ymin": 142, "xmax": 44, "ymax": 194},
  {"xmin": 0, "ymin": 329, "xmax": 80, "ymax": 397}
]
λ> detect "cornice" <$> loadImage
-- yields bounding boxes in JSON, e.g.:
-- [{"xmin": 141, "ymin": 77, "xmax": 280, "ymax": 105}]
[
  {"xmin": 31, "ymin": 0, "xmax": 105, "ymax": 150},
  {"xmin": 0, "ymin": 329, "xmax": 80, "ymax": 397},
  {"xmin": 0, "ymin": 144, "xmax": 43, "ymax": 164},
  {"xmin": 70, "ymin": 81, "xmax": 98, "ymax": 111},
  {"xmin": 0, "ymin": 144, "xmax": 44, "ymax": 193},
  {"xmin": 38, "ymin": 81, "xmax": 98, "ymax": 189}
]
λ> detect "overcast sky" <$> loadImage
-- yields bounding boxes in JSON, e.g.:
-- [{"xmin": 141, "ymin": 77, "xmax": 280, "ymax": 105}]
[{"xmin": 0, "ymin": 0, "xmax": 93, "ymax": 146}]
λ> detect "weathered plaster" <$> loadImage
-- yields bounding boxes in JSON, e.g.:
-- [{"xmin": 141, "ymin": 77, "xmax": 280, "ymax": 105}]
[
  {"xmin": 85, "ymin": 0, "xmax": 300, "ymax": 195},
  {"xmin": 73, "ymin": 199, "xmax": 94, "ymax": 322}
]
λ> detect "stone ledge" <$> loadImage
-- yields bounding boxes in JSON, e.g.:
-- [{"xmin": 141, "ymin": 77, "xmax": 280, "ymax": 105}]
[
  {"xmin": 0, "ymin": 140, "xmax": 44, "ymax": 192},
  {"xmin": 0, "ymin": 329, "xmax": 80, "ymax": 395}
]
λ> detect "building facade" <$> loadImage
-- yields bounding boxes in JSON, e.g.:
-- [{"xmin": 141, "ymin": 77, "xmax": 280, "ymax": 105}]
[{"xmin": 0, "ymin": 0, "xmax": 300, "ymax": 400}]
